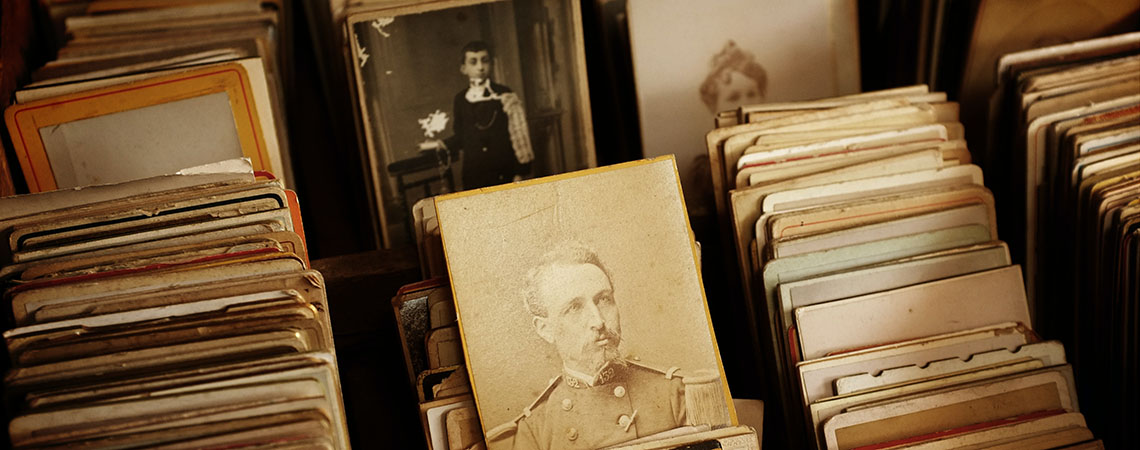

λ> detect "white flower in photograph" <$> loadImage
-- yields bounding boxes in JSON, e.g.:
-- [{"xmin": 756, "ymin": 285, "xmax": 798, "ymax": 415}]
[
  {"xmin": 371, "ymin": 17, "xmax": 395, "ymax": 37},
  {"xmin": 419, "ymin": 109, "xmax": 449, "ymax": 138},
  {"xmin": 356, "ymin": 33, "xmax": 370, "ymax": 68}
]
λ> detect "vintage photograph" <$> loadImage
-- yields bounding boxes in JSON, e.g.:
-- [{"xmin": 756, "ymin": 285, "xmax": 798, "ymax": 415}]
[
  {"xmin": 434, "ymin": 157, "xmax": 735, "ymax": 449},
  {"xmin": 626, "ymin": 0, "xmax": 860, "ymax": 216},
  {"xmin": 347, "ymin": 0, "xmax": 594, "ymax": 248}
]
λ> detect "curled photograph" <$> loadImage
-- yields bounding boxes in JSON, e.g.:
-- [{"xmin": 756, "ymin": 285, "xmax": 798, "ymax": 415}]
[{"xmin": 434, "ymin": 157, "xmax": 735, "ymax": 450}]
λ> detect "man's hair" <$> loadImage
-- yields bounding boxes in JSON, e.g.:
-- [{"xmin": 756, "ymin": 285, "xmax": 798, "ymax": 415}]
[
  {"xmin": 699, "ymin": 40, "xmax": 768, "ymax": 112},
  {"xmin": 460, "ymin": 40, "xmax": 493, "ymax": 63},
  {"xmin": 523, "ymin": 242, "xmax": 613, "ymax": 318}
]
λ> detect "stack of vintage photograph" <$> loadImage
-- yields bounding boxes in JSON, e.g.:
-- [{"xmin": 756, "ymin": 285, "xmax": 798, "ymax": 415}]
[
  {"xmin": 706, "ymin": 83, "xmax": 1097, "ymax": 449},
  {"xmin": 390, "ymin": 279, "xmax": 472, "ymax": 449},
  {"xmin": 982, "ymin": 32, "xmax": 1140, "ymax": 447},
  {"xmin": 4, "ymin": 0, "xmax": 292, "ymax": 194},
  {"xmin": 0, "ymin": 159, "xmax": 348, "ymax": 447}
]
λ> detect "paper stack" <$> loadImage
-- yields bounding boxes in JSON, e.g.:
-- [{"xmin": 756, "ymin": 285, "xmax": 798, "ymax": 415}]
[
  {"xmin": 983, "ymin": 31, "xmax": 1139, "ymax": 448},
  {"xmin": 707, "ymin": 86, "xmax": 1099, "ymax": 449},
  {"xmin": 5, "ymin": 0, "xmax": 291, "ymax": 193},
  {"xmin": 0, "ymin": 160, "xmax": 348, "ymax": 449}
]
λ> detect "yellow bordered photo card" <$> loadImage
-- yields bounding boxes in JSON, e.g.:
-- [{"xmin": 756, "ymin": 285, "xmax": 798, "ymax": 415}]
[{"xmin": 435, "ymin": 156, "xmax": 736, "ymax": 450}]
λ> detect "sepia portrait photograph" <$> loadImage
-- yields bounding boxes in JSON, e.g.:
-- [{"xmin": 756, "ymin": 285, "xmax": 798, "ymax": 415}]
[
  {"xmin": 625, "ymin": 0, "xmax": 860, "ymax": 216},
  {"xmin": 434, "ymin": 157, "xmax": 735, "ymax": 450},
  {"xmin": 347, "ymin": 0, "xmax": 595, "ymax": 248}
]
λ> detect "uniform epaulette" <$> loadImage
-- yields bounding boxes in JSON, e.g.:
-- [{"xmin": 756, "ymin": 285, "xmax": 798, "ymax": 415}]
[
  {"xmin": 485, "ymin": 420, "xmax": 516, "ymax": 442},
  {"xmin": 626, "ymin": 358, "xmax": 686, "ymax": 380},
  {"xmin": 486, "ymin": 375, "xmax": 562, "ymax": 442}
]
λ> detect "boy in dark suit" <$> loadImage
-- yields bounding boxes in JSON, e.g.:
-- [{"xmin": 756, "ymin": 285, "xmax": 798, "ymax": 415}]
[{"xmin": 438, "ymin": 40, "xmax": 533, "ymax": 189}]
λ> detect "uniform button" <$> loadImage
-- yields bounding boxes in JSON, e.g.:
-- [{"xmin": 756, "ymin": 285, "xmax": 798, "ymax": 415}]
[
  {"xmin": 566, "ymin": 428, "xmax": 578, "ymax": 441},
  {"xmin": 618, "ymin": 414, "xmax": 632, "ymax": 428},
  {"xmin": 481, "ymin": 146, "xmax": 488, "ymax": 152},
  {"xmin": 561, "ymin": 398, "xmax": 573, "ymax": 411},
  {"xmin": 613, "ymin": 386, "xmax": 626, "ymax": 398}
]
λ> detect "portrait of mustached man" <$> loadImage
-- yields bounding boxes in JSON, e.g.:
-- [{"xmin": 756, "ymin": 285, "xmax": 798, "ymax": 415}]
[{"xmin": 489, "ymin": 242, "xmax": 726, "ymax": 450}]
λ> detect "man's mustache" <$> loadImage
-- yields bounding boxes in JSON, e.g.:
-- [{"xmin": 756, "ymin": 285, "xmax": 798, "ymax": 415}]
[{"xmin": 587, "ymin": 328, "xmax": 622, "ymax": 349}]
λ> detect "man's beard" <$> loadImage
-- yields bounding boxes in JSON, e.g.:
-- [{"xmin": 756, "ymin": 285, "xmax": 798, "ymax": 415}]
[{"xmin": 581, "ymin": 330, "xmax": 622, "ymax": 374}]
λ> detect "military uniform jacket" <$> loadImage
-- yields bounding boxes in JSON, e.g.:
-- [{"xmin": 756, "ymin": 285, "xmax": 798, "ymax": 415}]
[{"xmin": 507, "ymin": 360, "xmax": 686, "ymax": 450}]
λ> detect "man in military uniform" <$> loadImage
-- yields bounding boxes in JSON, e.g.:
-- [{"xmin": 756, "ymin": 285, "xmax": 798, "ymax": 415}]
[{"xmin": 487, "ymin": 243, "xmax": 697, "ymax": 450}]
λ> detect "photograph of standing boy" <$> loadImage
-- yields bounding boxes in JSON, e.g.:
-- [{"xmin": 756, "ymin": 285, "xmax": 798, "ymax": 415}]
[{"xmin": 428, "ymin": 41, "xmax": 534, "ymax": 190}]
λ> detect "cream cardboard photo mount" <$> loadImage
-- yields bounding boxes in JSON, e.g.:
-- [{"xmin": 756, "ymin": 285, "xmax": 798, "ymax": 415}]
[{"xmin": 434, "ymin": 156, "xmax": 736, "ymax": 450}]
